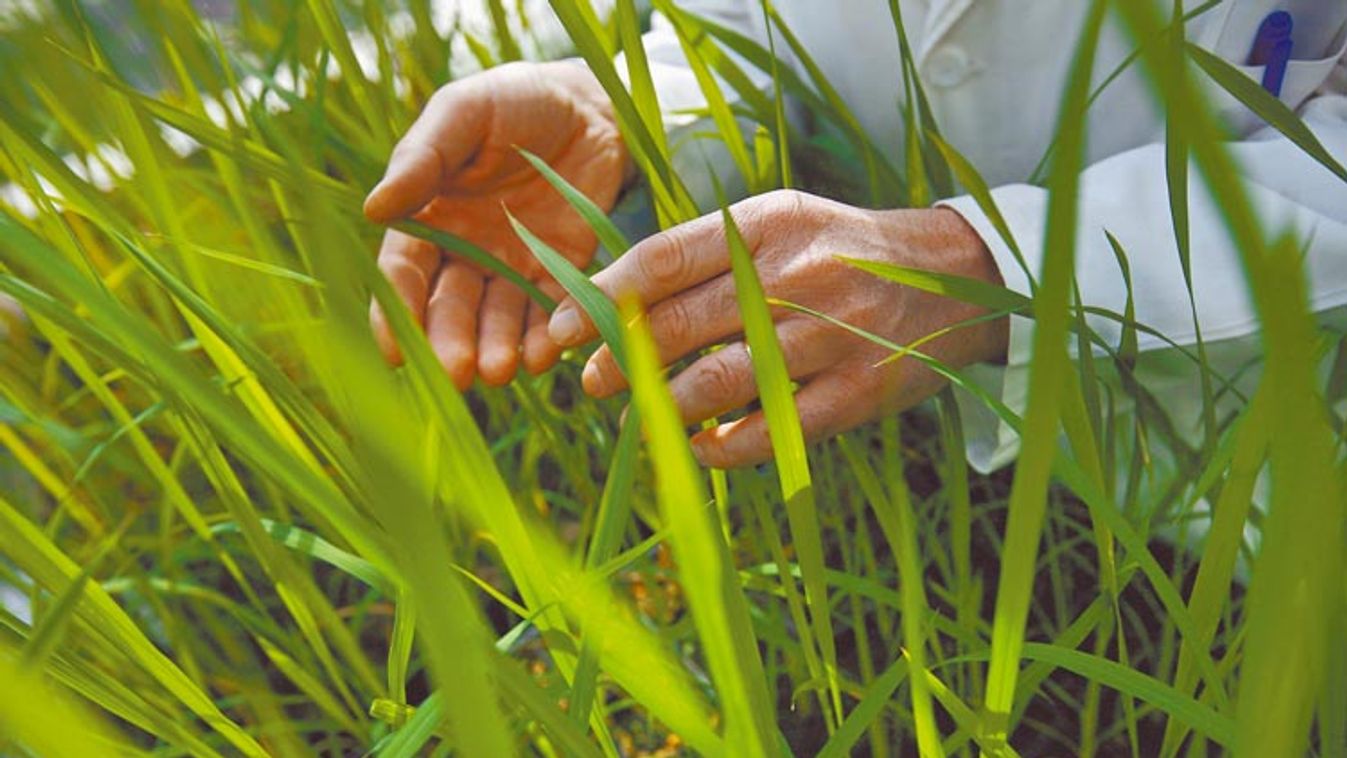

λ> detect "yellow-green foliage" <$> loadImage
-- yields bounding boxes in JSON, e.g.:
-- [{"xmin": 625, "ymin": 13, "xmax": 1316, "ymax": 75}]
[{"xmin": 0, "ymin": 1, "xmax": 1342, "ymax": 756}]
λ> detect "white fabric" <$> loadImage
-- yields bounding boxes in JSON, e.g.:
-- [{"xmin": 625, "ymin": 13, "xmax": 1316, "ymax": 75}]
[{"xmin": 628, "ymin": 0, "xmax": 1347, "ymax": 491}]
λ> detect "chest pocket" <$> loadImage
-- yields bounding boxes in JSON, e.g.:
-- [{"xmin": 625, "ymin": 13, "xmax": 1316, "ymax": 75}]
[{"xmin": 1203, "ymin": 0, "xmax": 1347, "ymax": 135}]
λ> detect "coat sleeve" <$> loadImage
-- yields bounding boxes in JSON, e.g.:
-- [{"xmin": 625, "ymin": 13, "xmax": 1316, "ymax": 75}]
[{"xmin": 940, "ymin": 51, "xmax": 1347, "ymax": 473}]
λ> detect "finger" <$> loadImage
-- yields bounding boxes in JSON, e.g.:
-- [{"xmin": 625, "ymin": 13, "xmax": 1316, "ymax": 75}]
[
  {"xmin": 646, "ymin": 320, "xmax": 840, "ymax": 424},
  {"xmin": 372, "ymin": 230, "xmax": 441, "ymax": 363},
  {"xmin": 425, "ymin": 263, "xmax": 486, "ymax": 391},
  {"xmin": 549, "ymin": 210, "xmax": 754, "ymax": 347},
  {"xmin": 477, "ymin": 277, "xmax": 529, "ymax": 386},
  {"xmin": 522, "ymin": 280, "xmax": 566, "ymax": 375},
  {"xmin": 581, "ymin": 274, "xmax": 742, "ymax": 397},
  {"xmin": 690, "ymin": 371, "xmax": 874, "ymax": 469},
  {"xmin": 364, "ymin": 82, "xmax": 491, "ymax": 222}
]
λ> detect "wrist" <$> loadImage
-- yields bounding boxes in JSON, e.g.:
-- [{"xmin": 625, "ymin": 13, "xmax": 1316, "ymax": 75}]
[
  {"xmin": 937, "ymin": 206, "xmax": 1010, "ymax": 365},
  {"xmin": 877, "ymin": 206, "xmax": 1010, "ymax": 366}
]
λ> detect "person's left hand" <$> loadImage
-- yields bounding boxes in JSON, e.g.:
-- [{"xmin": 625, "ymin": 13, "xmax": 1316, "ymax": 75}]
[{"xmin": 546, "ymin": 190, "xmax": 1010, "ymax": 468}]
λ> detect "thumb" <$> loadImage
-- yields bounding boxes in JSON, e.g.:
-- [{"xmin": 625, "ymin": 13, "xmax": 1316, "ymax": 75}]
[
  {"xmin": 364, "ymin": 82, "xmax": 491, "ymax": 222},
  {"xmin": 364, "ymin": 143, "xmax": 445, "ymax": 223}
]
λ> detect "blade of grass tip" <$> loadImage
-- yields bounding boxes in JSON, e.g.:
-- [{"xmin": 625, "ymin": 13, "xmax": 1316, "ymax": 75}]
[
  {"xmin": 720, "ymin": 193, "xmax": 842, "ymax": 728},
  {"xmin": 508, "ymin": 211, "xmax": 626, "ymax": 372},
  {"xmin": 1186, "ymin": 44, "xmax": 1347, "ymax": 183},
  {"xmin": 911, "ymin": 132, "xmax": 1035, "ymax": 290},
  {"xmin": 769, "ymin": 297, "xmax": 1024, "ymax": 430},
  {"xmin": 1019, "ymin": 643, "xmax": 1235, "ymax": 748},
  {"xmin": 838, "ymin": 255, "xmax": 1032, "ymax": 314},
  {"xmin": 981, "ymin": 2, "xmax": 1106, "ymax": 749},
  {"xmin": 759, "ymin": 0, "xmax": 792, "ymax": 189},
  {"xmin": 517, "ymin": 147, "xmax": 631, "ymax": 257},
  {"xmin": 1115, "ymin": 3, "xmax": 1347, "ymax": 754},
  {"xmin": 392, "ymin": 219, "xmax": 556, "ymax": 309},
  {"xmin": 19, "ymin": 516, "xmax": 129, "ymax": 672},
  {"xmin": 1162, "ymin": 1, "xmax": 1219, "ymax": 458},
  {"xmin": 622, "ymin": 297, "xmax": 777, "ymax": 754},
  {"xmin": 210, "ymin": 519, "xmax": 393, "ymax": 594}
]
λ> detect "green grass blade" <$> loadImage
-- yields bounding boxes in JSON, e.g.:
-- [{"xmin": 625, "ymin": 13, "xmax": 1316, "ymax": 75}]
[
  {"xmin": 836, "ymin": 435, "xmax": 943, "ymax": 756},
  {"xmin": 981, "ymin": 2, "xmax": 1106, "ymax": 748},
  {"xmin": 927, "ymin": 133, "xmax": 1035, "ymax": 290},
  {"xmin": 0, "ymin": 494, "xmax": 268, "ymax": 756},
  {"xmin": 1160, "ymin": 388, "xmax": 1270, "ymax": 757},
  {"xmin": 721, "ymin": 198, "xmax": 841, "ymax": 727},
  {"xmin": 517, "ymin": 147, "xmax": 632, "ymax": 258},
  {"xmin": 816, "ymin": 657, "xmax": 908, "ymax": 758},
  {"xmin": 547, "ymin": 0, "xmax": 698, "ymax": 221},
  {"xmin": 621, "ymin": 298, "xmax": 777, "ymax": 755},
  {"xmin": 1020, "ymin": 643, "xmax": 1234, "ymax": 747},
  {"xmin": 1186, "ymin": 44, "xmax": 1347, "ymax": 182},
  {"xmin": 1114, "ymin": 3, "xmax": 1347, "ymax": 753},
  {"xmin": 652, "ymin": 0, "xmax": 758, "ymax": 190},
  {"xmin": 509, "ymin": 212, "xmax": 626, "ymax": 372}
]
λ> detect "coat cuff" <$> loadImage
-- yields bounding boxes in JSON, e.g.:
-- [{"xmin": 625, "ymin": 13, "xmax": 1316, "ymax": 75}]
[{"xmin": 936, "ymin": 184, "xmax": 1049, "ymax": 473}]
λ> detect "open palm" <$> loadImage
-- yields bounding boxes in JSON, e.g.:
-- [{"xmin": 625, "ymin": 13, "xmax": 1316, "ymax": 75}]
[{"xmin": 365, "ymin": 61, "xmax": 628, "ymax": 388}]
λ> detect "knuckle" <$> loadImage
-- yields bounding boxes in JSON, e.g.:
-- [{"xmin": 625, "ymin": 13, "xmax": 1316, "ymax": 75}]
[
  {"xmin": 378, "ymin": 257, "xmax": 427, "ymax": 286},
  {"xmin": 759, "ymin": 188, "xmax": 806, "ymax": 220},
  {"xmin": 638, "ymin": 233, "xmax": 691, "ymax": 290},
  {"xmin": 695, "ymin": 351, "xmax": 744, "ymax": 402},
  {"xmin": 653, "ymin": 298, "xmax": 693, "ymax": 348}
]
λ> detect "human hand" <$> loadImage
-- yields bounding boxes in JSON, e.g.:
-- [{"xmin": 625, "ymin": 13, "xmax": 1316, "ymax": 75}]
[
  {"xmin": 546, "ymin": 190, "xmax": 1009, "ymax": 468},
  {"xmin": 364, "ymin": 61, "xmax": 629, "ymax": 389}
]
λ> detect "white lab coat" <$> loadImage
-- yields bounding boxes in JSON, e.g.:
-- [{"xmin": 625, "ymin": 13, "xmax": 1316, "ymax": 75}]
[{"xmin": 631, "ymin": 0, "xmax": 1347, "ymax": 494}]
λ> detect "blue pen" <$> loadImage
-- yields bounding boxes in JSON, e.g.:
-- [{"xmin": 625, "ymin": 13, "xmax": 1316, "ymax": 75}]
[{"xmin": 1248, "ymin": 10, "xmax": 1293, "ymax": 97}]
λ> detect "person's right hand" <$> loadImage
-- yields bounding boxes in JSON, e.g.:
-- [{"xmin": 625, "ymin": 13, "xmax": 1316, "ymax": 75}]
[{"xmin": 364, "ymin": 61, "xmax": 629, "ymax": 389}]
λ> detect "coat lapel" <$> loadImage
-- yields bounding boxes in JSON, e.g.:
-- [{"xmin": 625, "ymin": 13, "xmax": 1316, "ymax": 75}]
[{"xmin": 916, "ymin": 0, "xmax": 976, "ymax": 63}]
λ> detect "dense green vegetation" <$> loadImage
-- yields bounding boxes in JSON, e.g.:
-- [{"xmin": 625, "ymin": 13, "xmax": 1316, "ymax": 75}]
[{"xmin": 0, "ymin": 1, "xmax": 1343, "ymax": 756}]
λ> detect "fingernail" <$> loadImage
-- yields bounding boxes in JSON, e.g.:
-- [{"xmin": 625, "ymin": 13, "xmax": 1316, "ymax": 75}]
[
  {"xmin": 690, "ymin": 440, "xmax": 709, "ymax": 465},
  {"xmin": 549, "ymin": 305, "xmax": 583, "ymax": 345},
  {"xmin": 581, "ymin": 359, "xmax": 602, "ymax": 394}
]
